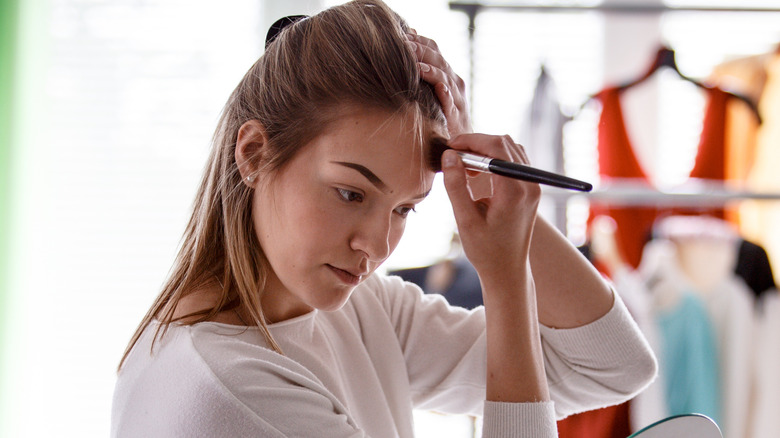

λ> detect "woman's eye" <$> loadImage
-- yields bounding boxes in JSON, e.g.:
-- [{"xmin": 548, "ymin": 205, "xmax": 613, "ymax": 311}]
[
  {"xmin": 337, "ymin": 188, "xmax": 364, "ymax": 203},
  {"xmin": 394, "ymin": 205, "xmax": 416, "ymax": 218}
]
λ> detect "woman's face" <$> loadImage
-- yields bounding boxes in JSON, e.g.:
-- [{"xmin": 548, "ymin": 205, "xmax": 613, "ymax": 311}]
[{"xmin": 253, "ymin": 107, "xmax": 436, "ymax": 322}]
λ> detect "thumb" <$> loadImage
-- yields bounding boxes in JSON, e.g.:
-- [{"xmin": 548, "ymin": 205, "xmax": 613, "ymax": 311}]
[{"xmin": 441, "ymin": 149, "xmax": 478, "ymax": 224}]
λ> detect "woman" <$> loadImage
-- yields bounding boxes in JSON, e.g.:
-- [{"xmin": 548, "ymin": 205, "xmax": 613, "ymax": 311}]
[{"xmin": 111, "ymin": 1, "xmax": 656, "ymax": 436}]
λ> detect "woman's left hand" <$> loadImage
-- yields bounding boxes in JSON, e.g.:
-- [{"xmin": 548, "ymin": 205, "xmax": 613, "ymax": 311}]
[
  {"xmin": 406, "ymin": 31, "xmax": 471, "ymax": 138},
  {"xmin": 440, "ymin": 134, "xmax": 541, "ymax": 281}
]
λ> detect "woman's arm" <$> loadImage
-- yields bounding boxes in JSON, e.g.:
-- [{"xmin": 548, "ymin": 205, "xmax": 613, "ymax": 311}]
[
  {"xmin": 412, "ymin": 30, "xmax": 549, "ymax": 404},
  {"xmin": 531, "ymin": 215, "xmax": 614, "ymax": 329},
  {"xmin": 440, "ymin": 135, "xmax": 549, "ymax": 404},
  {"xmin": 411, "ymin": 29, "xmax": 612, "ymax": 332},
  {"xmin": 412, "ymin": 29, "xmax": 655, "ymax": 416}
]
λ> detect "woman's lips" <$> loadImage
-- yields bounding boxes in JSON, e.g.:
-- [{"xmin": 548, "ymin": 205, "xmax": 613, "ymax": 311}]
[{"xmin": 328, "ymin": 265, "xmax": 362, "ymax": 286}]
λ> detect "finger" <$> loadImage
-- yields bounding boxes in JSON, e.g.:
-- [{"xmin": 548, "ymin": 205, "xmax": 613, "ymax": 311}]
[
  {"xmin": 441, "ymin": 149, "xmax": 482, "ymax": 226},
  {"xmin": 435, "ymin": 83, "xmax": 468, "ymax": 138},
  {"xmin": 418, "ymin": 64, "xmax": 467, "ymax": 122},
  {"xmin": 418, "ymin": 63, "xmax": 458, "ymax": 99},
  {"xmin": 418, "ymin": 63, "xmax": 458, "ymax": 97},
  {"xmin": 406, "ymin": 32, "xmax": 440, "ymax": 53},
  {"xmin": 406, "ymin": 34, "xmax": 471, "ymax": 136},
  {"xmin": 448, "ymin": 134, "xmax": 515, "ymax": 162},
  {"xmin": 516, "ymin": 144, "xmax": 531, "ymax": 164},
  {"xmin": 449, "ymin": 134, "xmax": 530, "ymax": 168},
  {"xmin": 491, "ymin": 163, "xmax": 541, "ymax": 208},
  {"xmin": 406, "ymin": 36, "xmax": 453, "ymax": 78},
  {"xmin": 447, "ymin": 134, "xmax": 540, "ymax": 205},
  {"xmin": 405, "ymin": 34, "xmax": 467, "ymax": 99},
  {"xmin": 419, "ymin": 65, "xmax": 458, "ymax": 113},
  {"xmin": 484, "ymin": 137, "xmax": 541, "ymax": 208},
  {"xmin": 506, "ymin": 140, "xmax": 531, "ymax": 166},
  {"xmin": 411, "ymin": 38, "xmax": 467, "ymax": 100},
  {"xmin": 433, "ymin": 81, "xmax": 455, "ymax": 110}
]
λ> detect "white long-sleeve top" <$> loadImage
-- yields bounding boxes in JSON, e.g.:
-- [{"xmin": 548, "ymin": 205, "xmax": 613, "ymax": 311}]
[{"xmin": 111, "ymin": 274, "xmax": 656, "ymax": 437}]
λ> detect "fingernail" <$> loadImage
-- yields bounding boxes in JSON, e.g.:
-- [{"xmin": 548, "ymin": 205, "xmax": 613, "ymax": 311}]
[
  {"xmin": 441, "ymin": 83, "xmax": 449, "ymax": 93},
  {"xmin": 418, "ymin": 62, "xmax": 430, "ymax": 72},
  {"xmin": 442, "ymin": 150, "xmax": 458, "ymax": 168}
]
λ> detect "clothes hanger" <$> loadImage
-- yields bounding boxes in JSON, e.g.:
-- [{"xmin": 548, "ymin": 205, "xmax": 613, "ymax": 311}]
[
  {"xmin": 617, "ymin": 46, "xmax": 685, "ymax": 90},
  {"xmin": 616, "ymin": 45, "xmax": 762, "ymax": 124}
]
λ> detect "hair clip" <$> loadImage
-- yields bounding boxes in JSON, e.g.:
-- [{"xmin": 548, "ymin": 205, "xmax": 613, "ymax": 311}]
[{"xmin": 265, "ymin": 15, "xmax": 309, "ymax": 49}]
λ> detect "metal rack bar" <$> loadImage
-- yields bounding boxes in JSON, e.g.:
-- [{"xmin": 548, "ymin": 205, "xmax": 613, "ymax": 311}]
[
  {"xmin": 542, "ymin": 180, "xmax": 780, "ymax": 207},
  {"xmin": 449, "ymin": 2, "xmax": 780, "ymax": 15}
]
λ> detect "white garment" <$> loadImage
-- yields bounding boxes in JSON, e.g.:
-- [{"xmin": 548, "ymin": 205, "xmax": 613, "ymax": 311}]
[
  {"xmin": 610, "ymin": 266, "xmax": 670, "ymax": 432},
  {"xmin": 638, "ymin": 236, "xmax": 756, "ymax": 438},
  {"xmin": 751, "ymin": 289, "xmax": 780, "ymax": 438},
  {"xmin": 111, "ymin": 274, "xmax": 656, "ymax": 437},
  {"xmin": 519, "ymin": 66, "xmax": 571, "ymax": 232},
  {"xmin": 700, "ymin": 273, "xmax": 754, "ymax": 438}
]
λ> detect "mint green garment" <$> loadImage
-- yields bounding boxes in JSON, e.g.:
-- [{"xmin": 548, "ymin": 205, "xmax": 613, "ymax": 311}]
[{"xmin": 656, "ymin": 291, "xmax": 721, "ymax": 427}]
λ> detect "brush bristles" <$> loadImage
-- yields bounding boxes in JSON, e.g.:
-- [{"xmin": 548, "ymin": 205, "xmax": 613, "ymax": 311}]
[{"xmin": 427, "ymin": 137, "xmax": 450, "ymax": 172}]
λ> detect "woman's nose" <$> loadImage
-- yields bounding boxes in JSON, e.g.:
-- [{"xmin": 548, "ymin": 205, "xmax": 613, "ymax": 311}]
[{"xmin": 350, "ymin": 213, "xmax": 392, "ymax": 262}]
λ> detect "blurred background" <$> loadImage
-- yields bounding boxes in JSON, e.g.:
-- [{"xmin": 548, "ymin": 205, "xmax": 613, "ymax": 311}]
[{"xmin": 1, "ymin": 0, "xmax": 779, "ymax": 437}]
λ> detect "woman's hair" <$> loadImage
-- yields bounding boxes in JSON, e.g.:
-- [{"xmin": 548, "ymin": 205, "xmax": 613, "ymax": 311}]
[{"xmin": 119, "ymin": 0, "xmax": 445, "ymax": 369}]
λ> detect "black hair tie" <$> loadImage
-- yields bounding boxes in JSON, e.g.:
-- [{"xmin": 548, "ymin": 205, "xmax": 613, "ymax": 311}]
[{"xmin": 265, "ymin": 15, "xmax": 309, "ymax": 49}]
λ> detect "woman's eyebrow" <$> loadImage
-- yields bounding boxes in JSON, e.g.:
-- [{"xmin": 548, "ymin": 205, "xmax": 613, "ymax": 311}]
[
  {"xmin": 332, "ymin": 161, "xmax": 389, "ymax": 193},
  {"xmin": 411, "ymin": 188, "xmax": 432, "ymax": 201}
]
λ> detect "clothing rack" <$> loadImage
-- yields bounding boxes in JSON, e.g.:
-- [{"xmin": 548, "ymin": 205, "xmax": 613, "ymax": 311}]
[
  {"xmin": 447, "ymin": 2, "xmax": 780, "ymax": 207},
  {"xmin": 542, "ymin": 179, "xmax": 780, "ymax": 207},
  {"xmin": 449, "ymin": 2, "xmax": 780, "ymax": 17},
  {"xmin": 448, "ymin": 2, "xmax": 780, "ymax": 107},
  {"xmin": 448, "ymin": 2, "xmax": 780, "ymax": 44}
]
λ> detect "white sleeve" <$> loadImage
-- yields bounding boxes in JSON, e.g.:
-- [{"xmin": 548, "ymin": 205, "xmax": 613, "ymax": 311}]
[
  {"xmin": 540, "ymin": 292, "xmax": 658, "ymax": 419},
  {"xmin": 483, "ymin": 401, "xmax": 558, "ymax": 438},
  {"xmin": 372, "ymin": 274, "xmax": 489, "ymax": 414},
  {"xmin": 185, "ymin": 342, "xmax": 558, "ymax": 438},
  {"xmin": 374, "ymin": 275, "xmax": 656, "ymax": 421}
]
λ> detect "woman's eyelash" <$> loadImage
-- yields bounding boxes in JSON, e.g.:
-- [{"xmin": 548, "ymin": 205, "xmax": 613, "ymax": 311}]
[
  {"xmin": 394, "ymin": 205, "xmax": 416, "ymax": 218},
  {"xmin": 336, "ymin": 187, "xmax": 416, "ymax": 218},
  {"xmin": 337, "ymin": 188, "xmax": 364, "ymax": 203}
]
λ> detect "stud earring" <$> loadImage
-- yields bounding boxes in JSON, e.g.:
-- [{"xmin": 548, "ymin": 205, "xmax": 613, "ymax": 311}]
[{"xmin": 246, "ymin": 175, "xmax": 254, "ymax": 183}]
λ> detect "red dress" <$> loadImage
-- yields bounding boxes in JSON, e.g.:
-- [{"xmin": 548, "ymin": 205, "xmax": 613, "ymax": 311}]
[
  {"xmin": 588, "ymin": 86, "xmax": 730, "ymax": 271},
  {"xmin": 558, "ymin": 85, "xmax": 730, "ymax": 438}
]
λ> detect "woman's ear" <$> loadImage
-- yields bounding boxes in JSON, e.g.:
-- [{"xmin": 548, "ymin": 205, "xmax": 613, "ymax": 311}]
[{"xmin": 235, "ymin": 120, "xmax": 268, "ymax": 187}]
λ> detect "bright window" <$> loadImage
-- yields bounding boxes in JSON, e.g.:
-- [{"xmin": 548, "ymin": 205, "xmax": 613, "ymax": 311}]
[{"xmin": 2, "ymin": 1, "xmax": 779, "ymax": 437}]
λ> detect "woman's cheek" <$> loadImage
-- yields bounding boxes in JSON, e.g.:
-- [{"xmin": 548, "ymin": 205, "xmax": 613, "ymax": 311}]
[{"xmin": 388, "ymin": 221, "xmax": 406, "ymax": 255}]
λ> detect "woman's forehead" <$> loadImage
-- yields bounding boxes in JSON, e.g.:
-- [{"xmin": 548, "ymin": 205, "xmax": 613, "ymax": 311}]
[
  {"xmin": 308, "ymin": 107, "xmax": 436, "ymax": 187},
  {"xmin": 321, "ymin": 106, "xmax": 436, "ymax": 156}
]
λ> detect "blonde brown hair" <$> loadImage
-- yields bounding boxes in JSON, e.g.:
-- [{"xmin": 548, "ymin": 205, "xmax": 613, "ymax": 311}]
[{"xmin": 119, "ymin": 0, "xmax": 445, "ymax": 369}]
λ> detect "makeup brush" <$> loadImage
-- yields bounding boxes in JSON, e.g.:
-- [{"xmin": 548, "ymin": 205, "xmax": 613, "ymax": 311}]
[{"xmin": 428, "ymin": 138, "xmax": 593, "ymax": 192}]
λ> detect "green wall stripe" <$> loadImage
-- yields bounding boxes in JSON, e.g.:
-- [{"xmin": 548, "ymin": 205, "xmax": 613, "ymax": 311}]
[{"xmin": 0, "ymin": 0, "xmax": 20, "ymax": 391}]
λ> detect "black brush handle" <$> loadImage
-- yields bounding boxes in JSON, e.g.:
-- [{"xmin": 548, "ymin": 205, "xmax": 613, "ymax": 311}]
[{"xmin": 488, "ymin": 159, "xmax": 593, "ymax": 192}]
